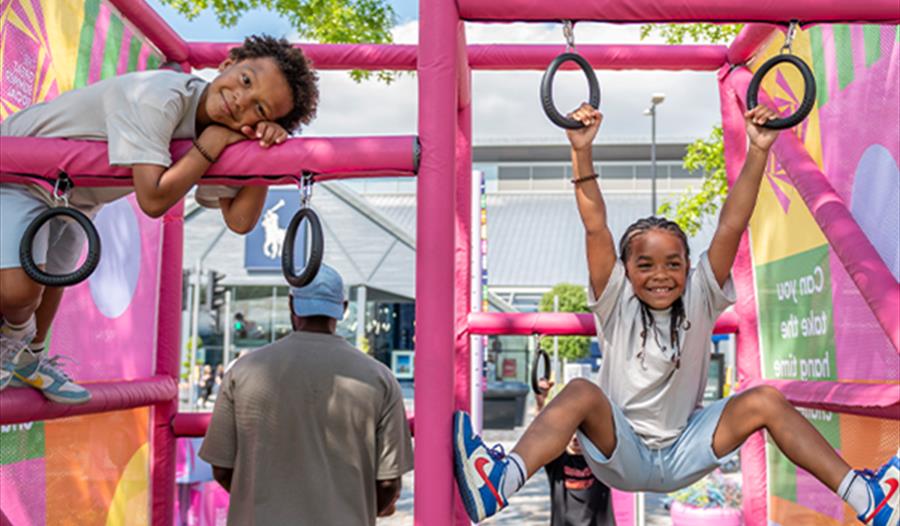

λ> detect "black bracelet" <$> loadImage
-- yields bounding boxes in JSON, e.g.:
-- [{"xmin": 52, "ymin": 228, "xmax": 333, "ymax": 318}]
[
  {"xmin": 192, "ymin": 139, "xmax": 217, "ymax": 164},
  {"xmin": 570, "ymin": 173, "xmax": 599, "ymax": 185}
]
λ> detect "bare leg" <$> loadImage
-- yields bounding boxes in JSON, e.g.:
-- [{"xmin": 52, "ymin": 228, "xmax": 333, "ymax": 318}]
[
  {"xmin": 33, "ymin": 286, "xmax": 65, "ymax": 343},
  {"xmin": 0, "ymin": 268, "xmax": 43, "ymax": 326},
  {"xmin": 511, "ymin": 378, "xmax": 617, "ymax": 477},
  {"xmin": 713, "ymin": 385, "xmax": 850, "ymax": 491}
]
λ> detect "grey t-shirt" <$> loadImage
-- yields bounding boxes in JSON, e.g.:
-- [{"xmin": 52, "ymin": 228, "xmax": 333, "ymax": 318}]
[
  {"xmin": 0, "ymin": 69, "xmax": 237, "ymax": 213},
  {"xmin": 589, "ymin": 252, "xmax": 735, "ymax": 448},
  {"xmin": 199, "ymin": 331, "xmax": 414, "ymax": 526}
]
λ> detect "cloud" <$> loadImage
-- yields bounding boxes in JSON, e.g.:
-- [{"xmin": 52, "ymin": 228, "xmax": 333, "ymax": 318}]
[{"xmin": 302, "ymin": 21, "xmax": 721, "ymax": 144}]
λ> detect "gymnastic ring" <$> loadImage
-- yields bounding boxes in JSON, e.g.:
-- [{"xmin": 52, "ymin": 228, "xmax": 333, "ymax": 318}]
[
  {"xmin": 540, "ymin": 52, "xmax": 601, "ymax": 130},
  {"xmin": 19, "ymin": 207, "xmax": 101, "ymax": 287},
  {"xmin": 281, "ymin": 207, "xmax": 324, "ymax": 287},
  {"xmin": 747, "ymin": 54, "xmax": 816, "ymax": 130},
  {"xmin": 531, "ymin": 348, "xmax": 551, "ymax": 395}
]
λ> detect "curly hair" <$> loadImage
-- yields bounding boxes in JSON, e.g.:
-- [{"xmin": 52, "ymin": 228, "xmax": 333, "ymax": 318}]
[
  {"xmin": 618, "ymin": 216, "xmax": 692, "ymax": 369},
  {"xmin": 229, "ymin": 34, "xmax": 319, "ymax": 132}
]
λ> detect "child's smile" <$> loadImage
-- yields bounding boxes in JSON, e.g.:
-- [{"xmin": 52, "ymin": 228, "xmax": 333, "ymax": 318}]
[{"xmin": 624, "ymin": 229, "xmax": 689, "ymax": 310}]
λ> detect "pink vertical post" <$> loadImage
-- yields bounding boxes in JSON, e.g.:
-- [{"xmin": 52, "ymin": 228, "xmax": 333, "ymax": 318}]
[
  {"xmin": 416, "ymin": 0, "xmax": 461, "ymax": 522},
  {"xmin": 718, "ymin": 66, "xmax": 768, "ymax": 526},
  {"xmin": 453, "ymin": 23, "xmax": 473, "ymax": 526},
  {"xmin": 151, "ymin": 203, "xmax": 185, "ymax": 525}
]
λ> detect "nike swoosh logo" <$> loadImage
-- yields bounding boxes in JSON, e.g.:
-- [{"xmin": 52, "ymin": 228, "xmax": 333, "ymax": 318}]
[
  {"xmin": 474, "ymin": 457, "xmax": 505, "ymax": 506},
  {"xmin": 866, "ymin": 478, "xmax": 899, "ymax": 523},
  {"xmin": 15, "ymin": 372, "xmax": 42, "ymax": 388}
]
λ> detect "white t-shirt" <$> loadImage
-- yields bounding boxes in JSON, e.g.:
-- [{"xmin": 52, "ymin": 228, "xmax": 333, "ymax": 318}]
[
  {"xmin": 0, "ymin": 70, "xmax": 237, "ymax": 214},
  {"xmin": 589, "ymin": 252, "xmax": 736, "ymax": 448}
]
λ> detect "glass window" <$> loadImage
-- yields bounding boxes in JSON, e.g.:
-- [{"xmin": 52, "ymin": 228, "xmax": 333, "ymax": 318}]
[
  {"xmin": 498, "ymin": 166, "xmax": 531, "ymax": 180},
  {"xmin": 600, "ymin": 165, "xmax": 634, "ymax": 179}
]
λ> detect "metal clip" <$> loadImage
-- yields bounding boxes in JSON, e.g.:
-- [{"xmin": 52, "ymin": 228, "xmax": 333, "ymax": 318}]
[
  {"xmin": 52, "ymin": 172, "xmax": 72, "ymax": 208},
  {"xmin": 563, "ymin": 20, "xmax": 575, "ymax": 52},
  {"xmin": 780, "ymin": 19, "xmax": 799, "ymax": 54},
  {"xmin": 299, "ymin": 173, "xmax": 314, "ymax": 208}
]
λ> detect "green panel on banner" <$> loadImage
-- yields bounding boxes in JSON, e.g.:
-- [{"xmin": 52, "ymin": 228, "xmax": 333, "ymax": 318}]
[
  {"xmin": 101, "ymin": 14, "xmax": 124, "ymax": 80},
  {"xmin": 756, "ymin": 245, "xmax": 836, "ymax": 382},
  {"xmin": 832, "ymin": 25, "xmax": 855, "ymax": 91},
  {"xmin": 73, "ymin": 0, "xmax": 101, "ymax": 89},
  {"xmin": 767, "ymin": 437, "xmax": 797, "ymax": 502},
  {"xmin": 0, "ymin": 421, "xmax": 45, "ymax": 464}
]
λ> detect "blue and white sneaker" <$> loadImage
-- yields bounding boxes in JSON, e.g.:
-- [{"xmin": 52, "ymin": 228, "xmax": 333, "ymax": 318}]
[
  {"xmin": 0, "ymin": 327, "xmax": 34, "ymax": 392},
  {"xmin": 13, "ymin": 351, "xmax": 91, "ymax": 404},
  {"xmin": 453, "ymin": 411, "xmax": 517, "ymax": 523},
  {"xmin": 856, "ymin": 451, "xmax": 900, "ymax": 525}
]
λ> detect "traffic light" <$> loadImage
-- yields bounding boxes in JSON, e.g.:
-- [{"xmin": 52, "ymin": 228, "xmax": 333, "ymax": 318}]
[{"xmin": 209, "ymin": 270, "xmax": 227, "ymax": 310}]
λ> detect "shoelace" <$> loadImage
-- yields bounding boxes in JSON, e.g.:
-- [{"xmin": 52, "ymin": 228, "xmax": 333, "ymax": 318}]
[
  {"xmin": 487, "ymin": 443, "xmax": 507, "ymax": 461},
  {"xmin": 38, "ymin": 354, "xmax": 79, "ymax": 382}
]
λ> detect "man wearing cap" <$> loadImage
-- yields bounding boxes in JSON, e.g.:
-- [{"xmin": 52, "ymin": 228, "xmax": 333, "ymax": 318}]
[{"xmin": 199, "ymin": 265, "xmax": 414, "ymax": 525}]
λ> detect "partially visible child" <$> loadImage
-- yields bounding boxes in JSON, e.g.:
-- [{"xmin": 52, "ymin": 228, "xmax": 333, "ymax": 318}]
[
  {"xmin": 453, "ymin": 103, "xmax": 900, "ymax": 526},
  {"xmin": 0, "ymin": 35, "xmax": 319, "ymax": 404},
  {"xmin": 536, "ymin": 378, "xmax": 615, "ymax": 526}
]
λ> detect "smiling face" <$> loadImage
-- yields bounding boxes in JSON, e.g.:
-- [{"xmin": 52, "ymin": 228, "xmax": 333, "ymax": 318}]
[
  {"xmin": 198, "ymin": 57, "xmax": 293, "ymax": 131},
  {"xmin": 623, "ymin": 229, "xmax": 689, "ymax": 310}
]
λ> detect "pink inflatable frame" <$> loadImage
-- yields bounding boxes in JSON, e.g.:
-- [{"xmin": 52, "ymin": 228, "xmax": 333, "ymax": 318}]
[{"xmin": 1, "ymin": 1, "xmax": 899, "ymax": 524}]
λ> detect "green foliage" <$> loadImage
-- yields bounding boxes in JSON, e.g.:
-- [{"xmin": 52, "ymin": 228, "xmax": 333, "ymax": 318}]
[
  {"xmin": 638, "ymin": 23, "xmax": 743, "ymax": 45},
  {"xmin": 160, "ymin": 0, "xmax": 398, "ymax": 81},
  {"xmin": 657, "ymin": 125, "xmax": 728, "ymax": 236},
  {"xmin": 538, "ymin": 284, "xmax": 590, "ymax": 361}
]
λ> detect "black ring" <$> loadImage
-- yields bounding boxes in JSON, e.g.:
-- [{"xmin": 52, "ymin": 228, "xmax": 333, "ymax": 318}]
[
  {"xmin": 747, "ymin": 54, "xmax": 816, "ymax": 130},
  {"xmin": 530, "ymin": 348, "xmax": 551, "ymax": 395},
  {"xmin": 19, "ymin": 207, "xmax": 101, "ymax": 287},
  {"xmin": 540, "ymin": 52, "xmax": 601, "ymax": 130},
  {"xmin": 281, "ymin": 207, "xmax": 324, "ymax": 287}
]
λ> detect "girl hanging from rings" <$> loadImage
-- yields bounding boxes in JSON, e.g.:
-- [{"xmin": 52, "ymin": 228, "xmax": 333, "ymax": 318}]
[{"xmin": 453, "ymin": 102, "xmax": 900, "ymax": 526}]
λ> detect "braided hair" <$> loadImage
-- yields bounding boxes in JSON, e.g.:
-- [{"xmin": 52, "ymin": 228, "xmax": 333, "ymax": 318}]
[{"xmin": 618, "ymin": 216, "xmax": 692, "ymax": 369}]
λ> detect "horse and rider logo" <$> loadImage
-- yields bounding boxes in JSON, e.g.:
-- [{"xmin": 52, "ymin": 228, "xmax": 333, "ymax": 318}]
[{"xmin": 262, "ymin": 199, "xmax": 286, "ymax": 259}]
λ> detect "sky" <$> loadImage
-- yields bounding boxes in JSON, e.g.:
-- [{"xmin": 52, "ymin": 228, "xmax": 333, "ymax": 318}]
[{"xmin": 147, "ymin": 1, "xmax": 722, "ymax": 144}]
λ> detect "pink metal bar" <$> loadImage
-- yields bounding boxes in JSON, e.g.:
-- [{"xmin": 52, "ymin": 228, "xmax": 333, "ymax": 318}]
[
  {"xmin": 728, "ymin": 67, "xmax": 900, "ymax": 352},
  {"xmin": 744, "ymin": 379, "xmax": 900, "ymax": 420},
  {"xmin": 457, "ymin": 0, "xmax": 900, "ymax": 24},
  {"xmin": 467, "ymin": 44, "xmax": 726, "ymax": 71},
  {"xmin": 726, "ymin": 24, "xmax": 778, "ymax": 65},
  {"xmin": 0, "ymin": 136, "xmax": 418, "ymax": 187},
  {"xmin": 151, "ymin": 203, "xmax": 185, "ymax": 526},
  {"xmin": 172, "ymin": 411, "xmax": 418, "ymax": 437},
  {"xmin": 188, "ymin": 42, "xmax": 417, "ymax": 70},
  {"xmin": 467, "ymin": 311, "xmax": 739, "ymax": 336},
  {"xmin": 188, "ymin": 42, "xmax": 728, "ymax": 72},
  {"xmin": 0, "ymin": 376, "xmax": 177, "ymax": 426},
  {"xmin": 718, "ymin": 64, "xmax": 767, "ymax": 526},
  {"xmin": 108, "ymin": 0, "xmax": 189, "ymax": 62},
  {"xmin": 415, "ymin": 0, "xmax": 461, "ymax": 520}
]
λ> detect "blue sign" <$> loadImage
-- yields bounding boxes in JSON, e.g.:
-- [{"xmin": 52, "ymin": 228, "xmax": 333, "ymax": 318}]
[{"xmin": 244, "ymin": 189, "xmax": 309, "ymax": 271}]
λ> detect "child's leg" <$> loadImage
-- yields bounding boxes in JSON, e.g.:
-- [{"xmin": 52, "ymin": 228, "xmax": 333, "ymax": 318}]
[
  {"xmin": 713, "ymin": 385, "xmax": 900, "ymax": 525},
  {"xmin": 512, "ymin": 377, "xmax": 617, "ymax": 477},
  {"xmin": 0, "ymin": 268, "xmax": 44, "ymax": 327},
  {"xmin": 712, "ymin": 385, "xmax": 849, "ymax": 490},
  {"xmin": 33, "ymin": 285, "xmax": 65, "ymax": 344}
]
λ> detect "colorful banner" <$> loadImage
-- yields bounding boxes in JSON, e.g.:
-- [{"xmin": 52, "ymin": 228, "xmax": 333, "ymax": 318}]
[
  {"xmin": 0, "ymin": 1, "xmax": 166, "ymax": 523},
  {"xmin": 743, "ymin": 24, "xmax": 900, "ymax": 525}
]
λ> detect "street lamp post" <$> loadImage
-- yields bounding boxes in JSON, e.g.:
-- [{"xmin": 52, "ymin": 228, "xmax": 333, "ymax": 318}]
[{"xmin": 644, "ymin": 93, "xmax": 665, "ymax": 215}]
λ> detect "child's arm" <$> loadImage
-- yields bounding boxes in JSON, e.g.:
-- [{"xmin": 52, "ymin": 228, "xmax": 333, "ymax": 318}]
[
  {"xmin": 707, "ymin": 105, "xmax": 780, "ymax": 286},
  {"xmin": 218, "ymin": 186, "xmax": 268, "ymax": 234},
  {"xmin": 568, "ymin": 104, "xmax": 617, "ymax": 299},
  {"xmin": 216, "ymin": 122, "xmax": 287, "ymax": 233},
  {"xmin": 131, "ymin": 124, "xmax": 247, "ymax": 218}
]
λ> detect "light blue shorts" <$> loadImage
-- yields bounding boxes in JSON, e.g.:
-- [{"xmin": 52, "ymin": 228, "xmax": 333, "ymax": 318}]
[
  {"xmin": 576, "ymin": 396, "xmax": 736, "ymax": 493},
  {"xmin": 0, "ymin": 184, "xmax": 85, "ymax": 273}
]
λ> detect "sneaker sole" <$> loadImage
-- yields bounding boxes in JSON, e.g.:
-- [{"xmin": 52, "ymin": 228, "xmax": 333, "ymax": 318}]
[{"xmin": 453, "ymin": 413, "xmax": 488, "ymax": 523}]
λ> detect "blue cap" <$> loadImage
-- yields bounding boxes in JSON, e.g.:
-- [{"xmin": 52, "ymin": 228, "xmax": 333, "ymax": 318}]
[{"xmin": 290, "ymin": 264, "xmax": 346, "ymax": 320}]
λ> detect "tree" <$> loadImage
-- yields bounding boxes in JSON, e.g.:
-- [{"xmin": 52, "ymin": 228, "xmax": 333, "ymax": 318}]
[
  {"xmin": 640, "ymin": 24, "xmax": 744, "ymax": 233},
  {"xmin": 160, "ymin": 0, "xmax": 398, "ymax": 81},
  {"xmin": 538, "ymin": 283, "xmax": 590, "ymax": 361}
]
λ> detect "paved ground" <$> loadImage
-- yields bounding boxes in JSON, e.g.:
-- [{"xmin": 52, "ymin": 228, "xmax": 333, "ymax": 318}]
[{"xmin": 379, "ymin": 408, "xmax": 678, "ymax": 525}]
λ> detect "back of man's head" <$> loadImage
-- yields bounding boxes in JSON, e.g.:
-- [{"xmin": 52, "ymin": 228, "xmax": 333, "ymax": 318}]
[{"xmin": 289, "ymin": 265, "xmax": 346, "ymax": 332}]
